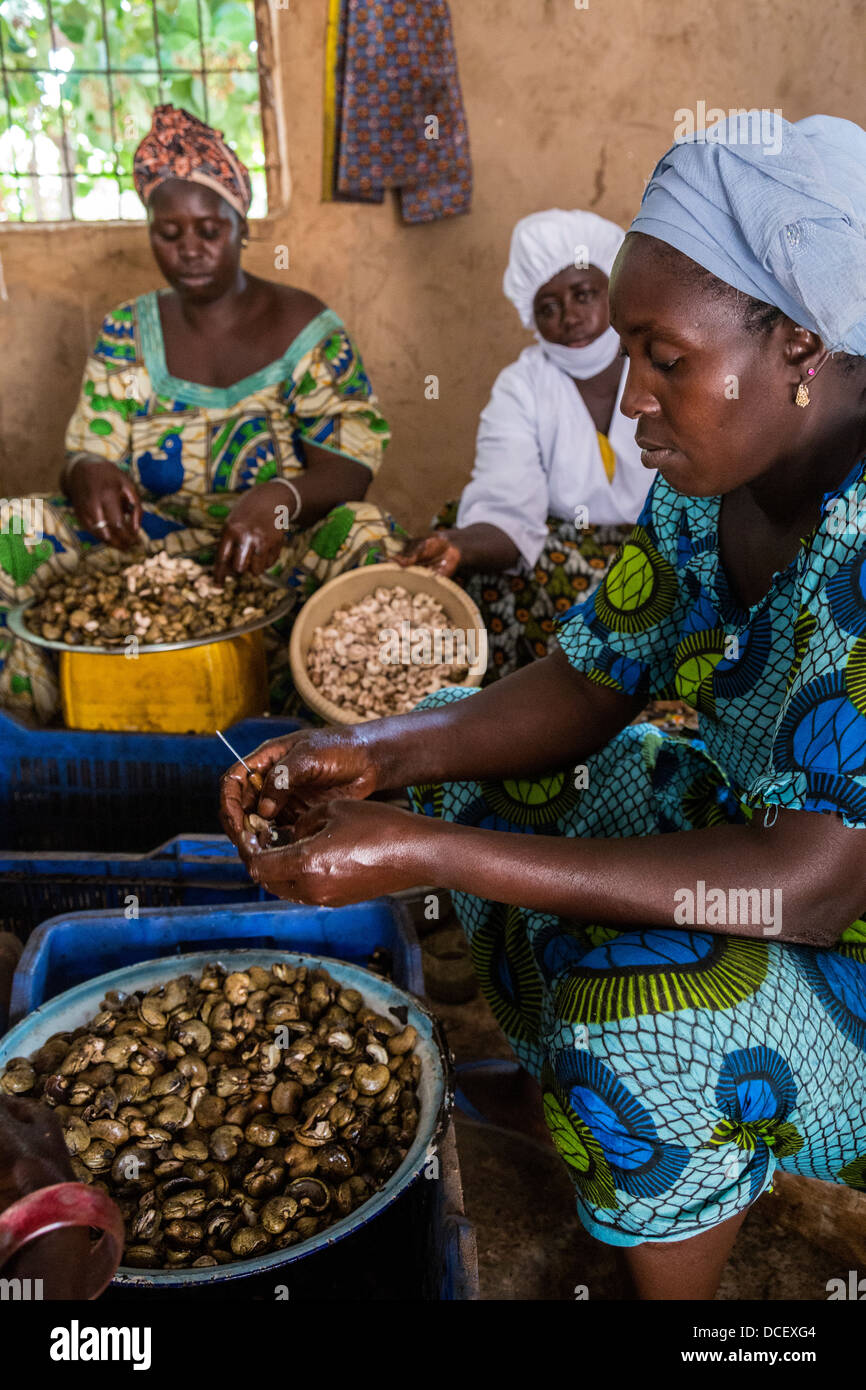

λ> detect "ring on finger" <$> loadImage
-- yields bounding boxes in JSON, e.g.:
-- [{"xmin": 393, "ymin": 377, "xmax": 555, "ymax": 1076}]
[{"xmin": 92, "ymin": 520, "xmax": 110, "ymax": 532}]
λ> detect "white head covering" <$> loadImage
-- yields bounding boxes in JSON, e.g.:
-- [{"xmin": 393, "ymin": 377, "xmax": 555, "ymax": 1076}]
[
  {"xmin": 502, "ymin": 209, "xmax": 626, "ymax": 379},
  {"xmin": 503, "ymin": 209, "xmax": 626, "ymax": 328}
]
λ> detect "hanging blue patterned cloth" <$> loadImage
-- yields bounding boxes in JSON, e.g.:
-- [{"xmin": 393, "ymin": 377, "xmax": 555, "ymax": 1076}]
[
  {"xmin": 408, "ymin": 112, "xmax": 866, "ymax": 1246},
  {"xmin": 327, "ymin": 0, "xmax": 472, "ymax": 224}
]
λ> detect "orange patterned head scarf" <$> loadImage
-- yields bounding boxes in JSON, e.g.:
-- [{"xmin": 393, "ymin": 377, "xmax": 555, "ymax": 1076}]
[{"xmin": 133, "ymin": 105, "xmax": 252, "ymax": 218}]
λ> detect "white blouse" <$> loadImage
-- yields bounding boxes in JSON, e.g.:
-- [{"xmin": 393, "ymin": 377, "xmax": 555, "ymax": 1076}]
[{"xmin": 456, "ymin": 345, "xmax": 653, "ymax": 569}]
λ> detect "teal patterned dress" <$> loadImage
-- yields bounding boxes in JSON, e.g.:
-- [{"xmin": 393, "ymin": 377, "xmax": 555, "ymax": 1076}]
[{"xmin": 410, "ymin": 459, "xmax": 866, "ymax": 1246}]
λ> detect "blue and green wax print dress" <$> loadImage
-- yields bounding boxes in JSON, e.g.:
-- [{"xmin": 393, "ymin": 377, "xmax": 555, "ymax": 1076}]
[
  {"xmin": 0, "ymin": 296, "xmax": 405, "ymax": 720},
  {"xmin": 410, "ymin": 460, "xmax": 866, "ymax": 1246}
]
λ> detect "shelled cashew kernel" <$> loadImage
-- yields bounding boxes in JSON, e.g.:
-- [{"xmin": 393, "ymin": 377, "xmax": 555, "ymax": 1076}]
[{"xmin": 306, "ymin": 586, "xmax": 470, "ymax": 718}]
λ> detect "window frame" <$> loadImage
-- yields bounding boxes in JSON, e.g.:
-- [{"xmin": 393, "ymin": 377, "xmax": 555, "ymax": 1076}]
[{"xmin": 0, "ymin": 0, "xmax": 290, "ymax": 230}]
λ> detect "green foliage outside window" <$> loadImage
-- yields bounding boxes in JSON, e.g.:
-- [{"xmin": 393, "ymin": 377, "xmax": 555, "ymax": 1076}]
[{"xmin": 0, "ymin": 0, "xmax": 267, "ymax": 220}]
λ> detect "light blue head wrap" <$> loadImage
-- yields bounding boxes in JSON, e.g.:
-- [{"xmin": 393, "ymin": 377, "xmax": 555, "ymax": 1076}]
[{"xmin": 627, "ymin": 112, "xmax": 866, "ymax": 356}]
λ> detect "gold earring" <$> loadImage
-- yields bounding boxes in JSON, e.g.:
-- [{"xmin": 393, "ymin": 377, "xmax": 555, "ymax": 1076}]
[
  {"xmin": 241, "ymin": 236, "xmax": 249, "ymax": 249},
  {"xmin": 795, "ymin": 382, "xmax": 810, "ymax": 408}
]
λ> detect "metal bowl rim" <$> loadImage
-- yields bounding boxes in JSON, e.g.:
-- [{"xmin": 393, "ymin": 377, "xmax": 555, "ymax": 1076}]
[{"xmin": 6, "ymin": 576, "xmax": 294, "ymax": 655}]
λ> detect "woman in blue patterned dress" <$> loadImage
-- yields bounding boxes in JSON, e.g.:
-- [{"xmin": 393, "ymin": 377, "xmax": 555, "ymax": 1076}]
[{"xmin": 221, "ymin": 113, "xmax": 866, "ymax": 1299}]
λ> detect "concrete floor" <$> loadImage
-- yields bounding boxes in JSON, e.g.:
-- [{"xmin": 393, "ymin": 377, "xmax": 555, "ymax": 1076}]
[
  {"xmin": 418, "ymin": 914, "xmax": 845, "ymax": 1302},
  {"xmin": 452, "ymin": 1117, "xmax": 842, "ymax": 1300}
]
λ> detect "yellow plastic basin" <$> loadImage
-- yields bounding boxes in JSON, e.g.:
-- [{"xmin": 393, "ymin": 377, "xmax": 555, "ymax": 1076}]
[{"xmin": 59, "ymin": 630, "xmax": 269, "ymax": 733}]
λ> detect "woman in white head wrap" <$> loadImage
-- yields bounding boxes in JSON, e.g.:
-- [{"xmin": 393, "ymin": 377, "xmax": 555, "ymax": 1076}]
[{"xmin": 400, "ymin": 208, "xmax": 651, "ymax": 678}]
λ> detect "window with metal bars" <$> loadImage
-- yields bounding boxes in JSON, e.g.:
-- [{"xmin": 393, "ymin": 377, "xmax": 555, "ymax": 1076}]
[{"xmin": 0, "ymin": 0, "xmax": 276, "ymax": 221}]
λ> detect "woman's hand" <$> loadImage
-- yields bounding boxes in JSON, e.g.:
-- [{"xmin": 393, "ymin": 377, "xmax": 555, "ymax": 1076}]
[
  {"xmin": 65, "ymin": 460, "xmax": 142, "ymax": 549},
  {"xmin": 0, "ymin": 1096, "xmax": 76, "ymax": 1216},
  {"xmin": 214, "ymin": 481, "xmax": 290, "ymax": 582},
  {"xmin": 219, "ymin": 728, "xmax": 384, "ymax": 853},
  {"xmin": 243, "ymin": 799, "xmax": 436, "ymax": 905},
  {"xmin": 398, "ymin": 530, "xmax": 463, "ymax": 578}
]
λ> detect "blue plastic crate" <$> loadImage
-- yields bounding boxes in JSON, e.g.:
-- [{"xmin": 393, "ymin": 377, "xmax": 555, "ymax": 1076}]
[
  {"xmin": 4, "ymin": 901, "xmax": 478, "ymax": 1299},
  {"xmin": 8, "ymin": 897, "xmax": 423, "ymax": 1027},
  {"xmin": 0, "ymin": 709, "xmax": 306, "ymax": 853},
  {"xmin": 0, "ymin": 833, "xmax": 276, "ymax": 943}
]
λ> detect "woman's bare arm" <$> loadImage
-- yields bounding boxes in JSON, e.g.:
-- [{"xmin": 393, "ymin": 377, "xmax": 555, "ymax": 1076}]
[
  {"xmin": 227, "ymin": 648, "xmax": 644, "ymax": 835},
  {"xmin": 415, "ymin": 806, "xmax": 864, "ymax": 948},
  {"xmin": 283, "ymin": 442, "xmax": 371, "ymax": 528},
  {"xmin": 327, "ymin": 647, "xmax": 645, "ymax": 792},
  {"xmin": 246, "ymin": 795, "xmax": 863, "ymax": 950}
]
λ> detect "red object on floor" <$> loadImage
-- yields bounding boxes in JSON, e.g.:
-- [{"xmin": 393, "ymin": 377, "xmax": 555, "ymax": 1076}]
[{"xmin": 0, "ymin": 1181, "xmax": 124, "ymax": 1297}]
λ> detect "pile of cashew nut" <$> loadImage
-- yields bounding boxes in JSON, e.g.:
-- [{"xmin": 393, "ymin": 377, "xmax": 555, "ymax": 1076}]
[{"xmin": 306, "ymin": 586, "xmax": 469, "ymax": 718}]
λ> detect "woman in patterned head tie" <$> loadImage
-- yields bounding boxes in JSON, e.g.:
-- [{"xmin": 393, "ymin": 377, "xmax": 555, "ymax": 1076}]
[
  {"xmin": 132, "ymin": 103, "xmax": 253, "ymax": 220},
  {"xmin": 0, "ymin": 105, "xmax": 405, "ymax": 720},
  {"xmin": 223, "ymin": 113, "xmax": 866, "ymax": 1299}
]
